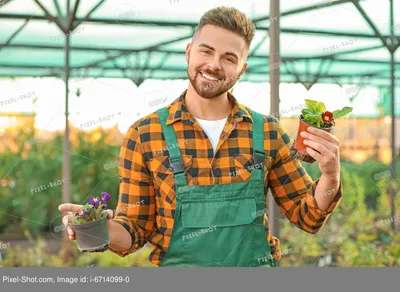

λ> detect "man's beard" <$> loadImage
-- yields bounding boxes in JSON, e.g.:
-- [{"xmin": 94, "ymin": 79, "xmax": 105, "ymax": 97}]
[{"xmin": 187, "ymin": 67, "xmax": 237, "ymax": 99}]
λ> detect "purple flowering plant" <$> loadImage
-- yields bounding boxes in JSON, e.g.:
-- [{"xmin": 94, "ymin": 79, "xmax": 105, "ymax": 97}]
[{"xmin": 71, "ymin": 192, "xmax": 111, "ymax": 224}]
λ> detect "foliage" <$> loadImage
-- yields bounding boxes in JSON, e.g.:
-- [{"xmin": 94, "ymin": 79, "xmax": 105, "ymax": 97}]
[
  {"xmin": 0, "ymin": 128, "xmax": 120, "ymax": 235},
  {"xmin": 301, "ymin": 99, "xmax": 352, "ymax": 128}
]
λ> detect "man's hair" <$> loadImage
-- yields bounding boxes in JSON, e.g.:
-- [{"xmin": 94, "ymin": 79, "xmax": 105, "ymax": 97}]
[{"xmin": 194, "ymin": 6, "xmax": 256, "ymax": 48}]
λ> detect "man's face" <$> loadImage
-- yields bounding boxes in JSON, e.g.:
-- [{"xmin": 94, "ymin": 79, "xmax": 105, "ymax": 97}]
[{"xmin": 185, "ymin": 24, "xmax": 249, "ymax": 99}]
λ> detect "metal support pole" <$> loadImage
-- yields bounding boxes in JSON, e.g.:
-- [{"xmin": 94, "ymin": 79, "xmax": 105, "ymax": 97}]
[
  {"xmin": 389, "ymin": 0, "xmax": 397, "ymax": 231},
  {"xmin": 62, "ymin": 0, "xmax": 72, "ymax": 259},
  {"xmin": 269, "ymin": 0, "xmax": 280, "ymax": 262}
]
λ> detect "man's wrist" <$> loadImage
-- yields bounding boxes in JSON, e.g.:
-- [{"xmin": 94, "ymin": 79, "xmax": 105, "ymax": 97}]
[{"xmin": 321, "ymin": 174, "xmax": 340, "ymax": 189}]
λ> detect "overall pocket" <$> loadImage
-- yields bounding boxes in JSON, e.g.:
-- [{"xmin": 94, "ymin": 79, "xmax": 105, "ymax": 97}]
[{"xmin": 180, "ymin": 195, "xmax": 262, "ymax": 266}]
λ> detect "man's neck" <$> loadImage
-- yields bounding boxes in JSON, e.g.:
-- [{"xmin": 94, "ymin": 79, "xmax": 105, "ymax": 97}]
[{"xmin": 185, "ymin": 83, "xmax": 232, "ymax": 120}]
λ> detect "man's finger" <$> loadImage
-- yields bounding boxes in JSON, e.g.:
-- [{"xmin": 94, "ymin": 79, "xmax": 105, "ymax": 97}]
[
  {"xmin": 58, "ymin": 203, "xmax": 82, "ymax": 213},
  {"xmin": 62, "ymin": 215, "xmax": 71, "ymax": 226},
  {"xmin": 306, "ymin": 147, "xmax": 323, "ymax": 161},
  {"xmin": 301, "ymin": 131, "xmax": 337, "ymax": 151},
  {"xmin": 67, "ymin": 226, "xmax": 75, "ymax": 237},
  {"xmin": 307, "ymin": 127, "xmax": 339, "ymax": 144},
  {"xmin": 106, "ymin": 209, "xmax": 114, "ymax": 220},
  {"xmin": 303, "ymin": 139, "xmax": 329, "ymax": 155}
]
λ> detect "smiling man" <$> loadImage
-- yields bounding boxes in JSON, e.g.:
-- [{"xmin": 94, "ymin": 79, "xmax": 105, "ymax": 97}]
[{"xmin": 60, "ymin": 6, "xmax": 343, "ymax": 267}]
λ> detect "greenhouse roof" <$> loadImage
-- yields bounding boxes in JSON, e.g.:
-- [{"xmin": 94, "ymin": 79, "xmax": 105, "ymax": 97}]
[{"xmin": 0, "ymin": 0, "xmax": 400, "ymax": 88}]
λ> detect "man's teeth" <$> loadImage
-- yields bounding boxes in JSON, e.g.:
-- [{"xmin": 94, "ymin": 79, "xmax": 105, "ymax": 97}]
[{"xmin": 201, "ymin": 72, "xmax": 219, "ymax": 81}]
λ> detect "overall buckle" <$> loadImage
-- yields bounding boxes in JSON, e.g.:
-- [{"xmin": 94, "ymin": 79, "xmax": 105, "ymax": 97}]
[
  {"xmin": 170, "ymin": 156, "xmax": 184, "ymax": 175},
  {"xmin": 253, "ymin": 150, "xmax": 265, "ymax": 168}
]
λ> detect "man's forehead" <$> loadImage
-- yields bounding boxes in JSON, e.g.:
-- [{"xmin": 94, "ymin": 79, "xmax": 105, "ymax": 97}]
[{"xmin": 192, "ymin": 25, "xmax": 247, "ymax": 55}]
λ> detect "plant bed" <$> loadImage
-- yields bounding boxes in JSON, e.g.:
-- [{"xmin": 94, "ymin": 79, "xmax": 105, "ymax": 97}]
[
  {"xmin": 69, "ymin": 192, "xmax": 111, "ymax": 252},
  {"xmin": 291, "ymin": 99, "xmax": 352, "ymax": 163}
]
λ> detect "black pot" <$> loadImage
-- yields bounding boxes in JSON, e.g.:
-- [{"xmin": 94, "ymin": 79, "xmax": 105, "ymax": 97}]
[{"xmin": 69, "ymin": 213, "xmax": 110, "ymax": 252}]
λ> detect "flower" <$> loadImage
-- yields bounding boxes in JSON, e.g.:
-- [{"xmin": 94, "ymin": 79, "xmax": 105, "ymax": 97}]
[
  {"xmin": 88, "ymin": 196, "xmax": 101, "ymax": 208},
  {"xmin": 321, "ymin": 111, "xmax": 334, "ymax": 125},
  {"xmin": 101, "ymin": 192, "xmax": 111, "ymax": 201},
  {"xmin": 76, "ymin": 209, "xmax": 88, "ymax": 220}
]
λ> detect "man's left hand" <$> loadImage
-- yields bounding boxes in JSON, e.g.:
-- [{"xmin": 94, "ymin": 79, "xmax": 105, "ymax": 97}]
[{"xmin": 300, "ymin": 127, "xmax": 340, "ymax": 180}]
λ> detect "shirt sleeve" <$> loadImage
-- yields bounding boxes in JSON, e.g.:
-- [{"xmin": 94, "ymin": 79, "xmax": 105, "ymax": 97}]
[
  {"xmin": 107, "ymin": 124, "xmax": 156, "ymax": 257},
  {"xmin": 266, "ymin": 117, "xmax": 343, "ymax": 234}
]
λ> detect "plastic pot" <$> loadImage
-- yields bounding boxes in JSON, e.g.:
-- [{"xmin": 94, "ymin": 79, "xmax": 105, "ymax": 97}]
[
  {"xmin": 69, "ymin": 213, "xmax": 110, "ymax": 252},
  {"xmin": 292, "ymin": 116, "xmax": 332, "ymax": 163}
]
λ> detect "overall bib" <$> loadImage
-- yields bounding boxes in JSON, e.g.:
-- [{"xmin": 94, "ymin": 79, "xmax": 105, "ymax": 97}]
[{"xmin": 157, "ymin": 107, "xmax": 276, "ymax": 267}]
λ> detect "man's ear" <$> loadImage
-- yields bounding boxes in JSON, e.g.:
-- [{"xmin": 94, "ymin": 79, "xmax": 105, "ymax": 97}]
[
  {"xmin": 239, "ymin": 62, "xmax": 248, "ymax": 79},
  {"xmin": 185, "ymin": 43, "xmax": 192, "ymax": 63}
]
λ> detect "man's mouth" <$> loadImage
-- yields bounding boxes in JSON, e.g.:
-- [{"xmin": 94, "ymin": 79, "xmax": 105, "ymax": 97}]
[{"xmin": 199, "ymin": 72, "xmax": 221, "ymax": 82}]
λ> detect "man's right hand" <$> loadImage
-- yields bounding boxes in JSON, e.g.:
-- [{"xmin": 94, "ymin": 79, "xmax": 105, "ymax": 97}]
[{"xmin": 58, "ymin": 203, "xmax": 114, "ymax": 240}]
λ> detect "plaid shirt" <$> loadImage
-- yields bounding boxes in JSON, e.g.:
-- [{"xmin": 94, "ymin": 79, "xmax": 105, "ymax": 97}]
[{"xmin": 109, "ymin": 89, "xmax": 343, "ymax": 266}]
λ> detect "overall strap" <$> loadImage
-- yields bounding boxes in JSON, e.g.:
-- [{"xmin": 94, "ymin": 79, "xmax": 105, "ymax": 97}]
[
  {"xmin": 156, "ymin": 107, "xmax": 188, "ymax": 187},
  {"xmin": 251, "ymin": 111, "xmax": 266, "ymax": 176}
]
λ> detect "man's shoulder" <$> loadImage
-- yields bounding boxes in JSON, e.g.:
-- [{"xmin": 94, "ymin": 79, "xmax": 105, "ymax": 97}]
[{"xmin": 128, "ymin": 108, "xmax": 165, "ymax": 133}]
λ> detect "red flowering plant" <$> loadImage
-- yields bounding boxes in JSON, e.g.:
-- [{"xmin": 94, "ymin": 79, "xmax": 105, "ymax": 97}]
[
  {"xmin": 301, "ymin": 99, "xmax": 352, "ymax": 129},
  {"xmin": 70, "ymin": 192, "xmax": 111, "ymax": 224},
  {"xmin": 291, "ymin": 99, "xmax": 352, "ymax": 163}
]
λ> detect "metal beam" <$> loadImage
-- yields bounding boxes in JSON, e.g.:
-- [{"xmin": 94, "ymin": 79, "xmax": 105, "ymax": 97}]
[
  {"xmin": 33, "ymin": 0, "xmax": 66, "ymax": 33},
  {"xmin": 253, "ymin": 0, "xmax": 357, "ymax": 23},
  {"xmin": 351, "ymin": 0, "xmax": 387, "ymax": 46},
  {"xmin": 0, "ymin": 0, "xmax": 15, "ymax": 7},
  {"xmin": 0, "ymin": 17, "xmax": 30, "ymax": 52},
  {"xmin": 52, "ymin": 0, "xmax": 63, "ymax": 18},
  {"xmin": 1, "ymin": 42, "xmax": 395, "ymax": 68},
  {"xmin": 72, "ymin": 0, "xmax": 106, "ymax": 30},
  {"xmin": 2, "ymin": 12, "xmax": 399, "ymax": 40},
  {"xmin": 67, "ymin": 0, "xmax": 80, "ymax": 32},
  {"xmin": 75, "ymin": 33, "xmax": 193, "ymax": 69}
]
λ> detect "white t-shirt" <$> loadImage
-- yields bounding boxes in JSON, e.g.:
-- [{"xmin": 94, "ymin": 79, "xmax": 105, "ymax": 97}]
[{"xmin": 194, "ymin": 117, "xmax": 228, "ymax": 154}]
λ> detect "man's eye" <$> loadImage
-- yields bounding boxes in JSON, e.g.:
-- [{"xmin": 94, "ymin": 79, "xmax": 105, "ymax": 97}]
[
  {"xmin": 226, "ymin": 58, "xmax": 235, "ymax": 63},
  {"xmin": 201, "ymin": 50, "xmax": 211, "ymax": 54}
]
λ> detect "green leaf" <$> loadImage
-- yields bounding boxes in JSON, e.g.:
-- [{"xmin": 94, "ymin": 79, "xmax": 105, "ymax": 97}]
[
  {"xmin": 315, "ymin": 101, "xmax": 326, "ymax": 113},
  {"xmin": 302, "ymin": 111, "xmax": 322, "ymax": 127},
  {"xmin": 333, "ymin": 106, "xmax": 353, "ymax": 119},
  {"xmin": 305, "ymin": 99, "xmax": 319, "ymax": 113},
  {"xmin": 332, "ymin": 109, "xmax": 340, "ymax": 117}
]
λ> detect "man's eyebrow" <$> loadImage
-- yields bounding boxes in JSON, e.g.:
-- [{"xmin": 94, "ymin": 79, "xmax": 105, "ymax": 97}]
[{"xmin": 198, "ymin": 43, "xmax": 239, "ymax": 59}]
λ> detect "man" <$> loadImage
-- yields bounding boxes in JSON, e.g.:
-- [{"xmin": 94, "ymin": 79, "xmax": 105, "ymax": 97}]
[{"xmin": 59, "ymin": 6, "xmax": 342, "ymax": 267}]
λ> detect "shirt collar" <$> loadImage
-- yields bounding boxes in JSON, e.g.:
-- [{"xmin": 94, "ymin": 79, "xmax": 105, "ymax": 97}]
[{"xmin": 165, "ymin": 89, "xmax": 253, "ymax": 126}]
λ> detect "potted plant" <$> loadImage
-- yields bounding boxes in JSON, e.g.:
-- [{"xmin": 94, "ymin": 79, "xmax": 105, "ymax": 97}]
[
  {"xmin": 291, "ymin": 99, "xmax": 352, "ymax": 163},
  {"xmin": 69, "ymin": 192, "xmax": 112, "ymax": 252}
]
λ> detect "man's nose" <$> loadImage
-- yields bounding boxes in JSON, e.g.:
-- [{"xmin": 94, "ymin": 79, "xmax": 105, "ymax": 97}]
[{"xmin": 207, "ymin": 56, "xmax": 222, "ymax": 72}]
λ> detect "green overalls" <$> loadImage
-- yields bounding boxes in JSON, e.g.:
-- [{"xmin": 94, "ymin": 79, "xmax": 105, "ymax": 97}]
[{"xmin": 157, "ymin": 107, "xmax": 277, "ymax": 267}]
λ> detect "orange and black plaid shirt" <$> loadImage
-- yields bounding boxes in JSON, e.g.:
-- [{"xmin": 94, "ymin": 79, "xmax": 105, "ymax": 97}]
[{"xmin": 108, "ymin": 89, "xmax": 343, "ymax": 266}]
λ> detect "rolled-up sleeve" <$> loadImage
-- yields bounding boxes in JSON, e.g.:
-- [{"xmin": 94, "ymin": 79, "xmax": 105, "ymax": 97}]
[
  {"xmin": 267, "ymin": 117, "xmax": 343, "ymax": 234},
  {"xmin": 108, "ymin": 124, "xmax": 156, "ymax": 257}
]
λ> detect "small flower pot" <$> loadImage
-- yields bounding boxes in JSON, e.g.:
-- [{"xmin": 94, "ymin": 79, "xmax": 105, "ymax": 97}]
[
  {"xmin": 69, "ymin": 213, "xmax": 110, "ymax": 252},
  {"xmin": 291, "ymin": 116, "xmax": 332, "ymax": 163}
]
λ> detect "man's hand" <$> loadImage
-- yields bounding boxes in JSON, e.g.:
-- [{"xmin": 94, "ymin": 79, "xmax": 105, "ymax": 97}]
[
  {"xmin": 300, "ymin": 126, "xmax": 340, "ymax": 180},
  {"xmin": 58, "ymin": 203, "xmax": 114, "ymax": 240}
]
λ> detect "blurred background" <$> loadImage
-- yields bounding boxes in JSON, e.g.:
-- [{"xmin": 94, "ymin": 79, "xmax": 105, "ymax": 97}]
[{"xmin": 0, "ymin": 0, "xmax": 399, "ymax": 267}]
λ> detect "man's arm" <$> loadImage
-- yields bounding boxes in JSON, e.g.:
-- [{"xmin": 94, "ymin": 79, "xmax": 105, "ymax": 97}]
[
  {"xmin": 108, "ymin": 124, "xmax": 156, "ymax": 257},
  {"xmin": 301, "ymin": 126, "xmax": 341, "ymax": 210},
  {"xmin": 266, "ymin": 117, "xmax": 343, "ymax": 234}
]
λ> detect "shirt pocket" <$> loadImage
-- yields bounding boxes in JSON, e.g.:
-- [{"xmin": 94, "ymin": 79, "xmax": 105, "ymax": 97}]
[
  {"xmin": 149, "ymin": 155, "xmax": 174, "ymax": 203},
  {"xmin": 149, "ymin": 155, "xmax": 193, "ymax": 204},
  {"xmin": 233, "ymin": 153, "xmax": 273, "ymax": 182}
]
